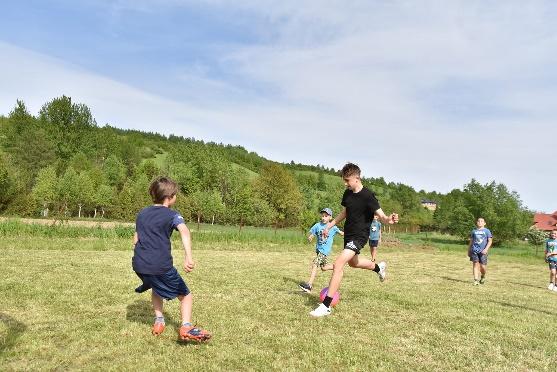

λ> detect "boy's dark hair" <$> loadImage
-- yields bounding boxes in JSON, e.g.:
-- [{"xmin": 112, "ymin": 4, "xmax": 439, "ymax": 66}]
[
  {"xmin": 341, "ymin": 163, "xmax": 361, "ymax": 178},
  {"xmin": 149, "ymin": 177, "xmax": 178, "ymax": 204}
]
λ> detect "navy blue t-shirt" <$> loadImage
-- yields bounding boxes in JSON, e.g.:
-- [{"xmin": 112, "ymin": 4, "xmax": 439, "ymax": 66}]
[{"xmin": 132, "ymin": 206, "xmax": 185, "ymax": 275}]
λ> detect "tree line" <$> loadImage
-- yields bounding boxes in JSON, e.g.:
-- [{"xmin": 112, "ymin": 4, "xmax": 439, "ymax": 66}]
[{"xmin": 0, "ymin": 96, "xmax": 533, "ymax": 242}]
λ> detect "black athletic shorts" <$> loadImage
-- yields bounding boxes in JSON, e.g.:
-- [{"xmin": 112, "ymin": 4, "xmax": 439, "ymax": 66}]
[{"xmin": 343, "ymin": 236, "xmax": 368, "ymax": 255}]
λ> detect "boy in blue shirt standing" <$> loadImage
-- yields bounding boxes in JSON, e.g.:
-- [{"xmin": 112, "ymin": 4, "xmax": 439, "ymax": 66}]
[
  {"xmin": 132, "ymin": 177, "xmax": 211, "ymax": 341},
  {"xmin": 299, "ymin": 208, "xmax": 344, "ymax": 293},
  {"xmin": 369, "ymin": 215, "xmax": 382, "ymax": 262},
  {"xmin": 467, "ymin": 217, "xmax": 493, "ymax": 285},
  {"xmin": 544, "ymin": 230, "xmax": 557, "ymax": 291}
]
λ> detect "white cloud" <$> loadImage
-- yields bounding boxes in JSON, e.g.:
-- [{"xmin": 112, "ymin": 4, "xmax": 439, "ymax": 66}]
[{"xmin": 1, "ymin": 1, "xmax": 557, "ymax": 211}]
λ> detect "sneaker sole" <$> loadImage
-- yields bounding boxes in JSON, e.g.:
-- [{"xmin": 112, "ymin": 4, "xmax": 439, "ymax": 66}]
[
  {"xmin": 299, "ymin": 285, "xmax": 311, "ymax": 293},
  {"xmin": 179, "ymin": 333, "xmax": 212, "ymax": 342}
]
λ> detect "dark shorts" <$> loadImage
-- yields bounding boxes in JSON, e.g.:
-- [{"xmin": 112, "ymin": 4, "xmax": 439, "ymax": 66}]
[
  {"xmin": 344, "ymin": 236, "xmax": 368, "ymax": 255},
  {"xmin": 549, "ymin": 261, "xmax": 557, "ymax": 270},
  {"xmin": 134, "ymin": 267, "xmax": 190, "ymax": 300},
  {"xmin": 470, "ymin": 251, "xmax": 488, "ymax": 265},
  {"xmin": 369, "ymin": 239, "xmax": 379, "ymax": 248}
]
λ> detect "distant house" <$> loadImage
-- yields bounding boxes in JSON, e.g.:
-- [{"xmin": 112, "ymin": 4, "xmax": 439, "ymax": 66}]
[
  {"xmin": 421, "ymin": 199, "xmax": 437, "ymax": 211},
  {"xmin": 533, "ymin": 212, "xmax": 557, "ymax": 231}
]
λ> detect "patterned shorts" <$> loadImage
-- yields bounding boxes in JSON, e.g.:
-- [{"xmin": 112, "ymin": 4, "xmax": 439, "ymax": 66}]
[
  {"xmin": 549, "ymin": 261, "xmax": 557, "ymax": 270},
  {"xmin": 313, "ymin": 252, "xmax": 329, "ymax": 268}
]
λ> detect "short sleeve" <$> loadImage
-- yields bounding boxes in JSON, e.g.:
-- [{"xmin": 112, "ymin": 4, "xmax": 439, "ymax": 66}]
[
  {"xmin": 333, "ymin": 226, "xmax": 340, "ymax": 234},
  {"xmin": 486, "ymin": 229, "xmax": 493, "ymax": 239},
  {"xmin": 172, "ymin": 213, "xmax": 185, "ymax": 230},
  {"xmin": 341, "ymin": 189, "xmax": 349, "ymax": 207},
  {"xmin": 368, "ymin": 192, "xmax": 380, "ymax": 213},
  {"xmin": 309, "ymin": 224, "xmax": 317, "ymax": 235}
]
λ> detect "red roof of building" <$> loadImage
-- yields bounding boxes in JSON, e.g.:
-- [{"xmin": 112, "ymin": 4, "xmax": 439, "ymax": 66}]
[{"xmin": 533, "ymin": 212, "xmax": 557, "ymax": 231}]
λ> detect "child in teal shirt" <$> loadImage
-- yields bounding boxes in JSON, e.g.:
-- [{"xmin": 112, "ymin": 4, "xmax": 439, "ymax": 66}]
[
  {"xmin": 299, "ymin": 208, "xmax": 344, "ymax": 293},
  {"xmin": 545, "ymin": 230, "xmax": 557, "ymax": 291}
]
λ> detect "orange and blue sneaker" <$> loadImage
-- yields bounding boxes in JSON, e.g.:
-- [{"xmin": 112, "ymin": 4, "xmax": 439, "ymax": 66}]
[
  {"xmin": 179, "ymin": 323, "xmax": 211, "ymax": 342},
  {"xmin": 152, "ymin": 320, "xmax": 165, "ymax": 336}
]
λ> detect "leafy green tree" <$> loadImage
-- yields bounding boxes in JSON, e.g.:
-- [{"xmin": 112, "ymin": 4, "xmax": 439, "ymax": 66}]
[
  {"xmin": 189, "ymin": 190, "xmax": 225, "ymax": 228},
  {"xmin": 58, "ymin": 166, "xmax": 80, "ymax": 216},
  {"xmin": 0, "ymin": 154, "xmax": 16, "ymax": 211},
  {"xmin": 254, "ymin": 163, "xmax": 302, "ymax": 228},
  {"xmin": 526, "ymin": 226, "xmax": 548, "ymax": 246},
  {"xmin": 103, "ymin": 155, "xmax": 126, "ymax": 189},
  {"xmin": 76, "ymin": 171, "xmax": 94, "ymax": 218},
  {"xmin": 93, "ymin": 184, "xmax": 114, "ymax": 218},
  {"xmin": 32, "ymin": 166, "xmax": 58, "ymax": 217}
]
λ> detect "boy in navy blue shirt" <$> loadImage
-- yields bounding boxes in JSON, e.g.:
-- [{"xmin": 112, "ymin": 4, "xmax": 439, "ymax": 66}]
[
  {"xmin": 467, "ymin": 217, "xmax": 493, "ymax": 285},
  {"xmin": 133, "ymin": 177, "xmax": 211, "ymax": 341},
  {"xmin": 299, "ymin": 207, "xmax": 344, "ymax": 293}
]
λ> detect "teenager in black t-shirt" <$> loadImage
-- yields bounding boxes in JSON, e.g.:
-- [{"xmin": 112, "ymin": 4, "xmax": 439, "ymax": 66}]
[{"xmin": 310, "ymin": 163, "xmax": 399, "ymax": 317}]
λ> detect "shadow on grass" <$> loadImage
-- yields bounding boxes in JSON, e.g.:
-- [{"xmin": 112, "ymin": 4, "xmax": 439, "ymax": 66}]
[
  {"xmin": 488, "ymin": 300, "xmax": 554, "ymax": 316},
  {"xmin": 440, "ymin": 276, "xmax": 469, "ymax": 284},
  {"xmin": 0, "ymin": 313, "xmax": 27, "ymax": 354},
  {"xmin": 508, "ymin": 281, "xmax": 542, "ymax": 290},
  {"xmin": 126, "ymin": 299, "xmax": 180, "ymax": 329},
  {"xmin": 282, "ymin": 277, "xmax": 322, "ymax": 308},
  {"xmin": 126, "ymin": 300, "xmax": 211, "ymax": 347}
]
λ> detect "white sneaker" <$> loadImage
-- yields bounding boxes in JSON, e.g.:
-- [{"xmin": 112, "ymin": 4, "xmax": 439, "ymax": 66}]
[
  {"xmin": 553, "ymin": 286, "xmax": 557, "ymax": 292},
  {"xmin": 310, "ymin": 303, "xmax": 332, "ymax": 317},
  {"xmin": 548, "ymin": 283, "xmax": 555, "ymax": 291},
  {"xmin": 378, "ymin": 261, "xmax": 387, "ymax": 282}
]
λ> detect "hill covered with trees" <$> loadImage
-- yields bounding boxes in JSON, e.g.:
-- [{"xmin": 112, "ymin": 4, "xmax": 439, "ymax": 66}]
[{"xmin": 0, "ymin": 96, "xmax": 532, "ymax": 242}]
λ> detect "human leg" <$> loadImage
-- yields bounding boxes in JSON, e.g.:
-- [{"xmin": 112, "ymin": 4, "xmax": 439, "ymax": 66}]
[
  {"xmin": 327, "ymin": 249, "xmax": 356, "ymax": 297},
  {"xmin": 178, "ymin": 293, "xmax": 193, "ymax": 324},
  {"xmin": 151, "ymin": 291, "xmax": 165, "ymax": 335},
  {"xmin": 152, "ymin": 291, "xmax": 164, "ymax": 318}
]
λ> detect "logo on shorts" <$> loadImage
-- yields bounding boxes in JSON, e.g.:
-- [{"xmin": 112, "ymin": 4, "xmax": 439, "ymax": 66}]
[{"xmin": 346, "ymin": 241, "xmax": 357, "ymax": 250}]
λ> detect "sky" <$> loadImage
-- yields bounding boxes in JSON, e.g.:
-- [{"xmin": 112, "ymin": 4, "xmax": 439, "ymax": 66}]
[{"xmin": 1, "ymin": 0, "xmax": 556, "ymax": 212}]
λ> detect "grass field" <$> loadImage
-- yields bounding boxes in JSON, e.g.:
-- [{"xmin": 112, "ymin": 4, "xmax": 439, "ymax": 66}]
[{"xmin": 1, "ymin": 224, "xmax": 556, "ymax": 371}]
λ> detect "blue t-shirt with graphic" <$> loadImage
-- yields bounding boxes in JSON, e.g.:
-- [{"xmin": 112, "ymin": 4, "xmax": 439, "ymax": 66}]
[
  {"xmin": 470, "ymin": 228, "xmax": 492, "ymax": 253},
  {"xmin": 132, "ymin": 205, "xmax": 185, "ymax": 275},
  {"xmin": 546, "ymin": 239, "xmax": 557, "ymax": 262},
  {"xmin": 310, "ymin": 222, "xmax": 340, "ymax": 255},
  {"xmin": 369, "ymin": 220, "xmax": 381, "ymax": 241}
]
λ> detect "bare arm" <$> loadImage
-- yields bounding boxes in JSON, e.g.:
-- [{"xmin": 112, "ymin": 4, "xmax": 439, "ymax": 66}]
[
  {"xmin": 308, "ymin": 233, "xmax": 314, "ymax": 243},
  {"xmin": 481, "ymin": 237, "xmax": 493, "ymax": 254},
  {"xmin": 323, "ymin": 208, "xmax": 347, "ymax": 238},
  {"xmin": 374, "ymin": 208, "xmax": 399, "ymax": 225},
  {"xmin": 133, "ymin": 232, "xmax": 138, "ymax": 247},
  {"xmin": 177, "ymin": 223, "xmax": 194, "ymax": 272}
]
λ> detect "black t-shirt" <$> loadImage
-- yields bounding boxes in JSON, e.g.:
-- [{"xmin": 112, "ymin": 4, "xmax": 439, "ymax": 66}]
[
  {"xmin": 132, "ymin": 206, "xmax": 184, "ymax": 275},
  {"xmin": 341, "ymin": 187, "xmax": 381, "ymax": 239}
]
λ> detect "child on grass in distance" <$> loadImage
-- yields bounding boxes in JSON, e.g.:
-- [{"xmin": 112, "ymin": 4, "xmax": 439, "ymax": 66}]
[
  {"xmin": 310, "ymin": 163, "xmax": 399, "ymax": 317},
  {"xmin": 369, "ymin": 215, "xmax": 382, "ymax": 262},
  {"xmin": 299, "ymin": 208, "xmax": 344, "ymax": 293},
  {"xmin": 467, "ymin": 217, "xmax": 493, "ymax": 286},
  {"xmin": 545, "ymin": 230, "xmax": 557, "ymax": 292},
  {"xmin": 132, "ymin": 177, "xmax": 211, "ymax": 341}
]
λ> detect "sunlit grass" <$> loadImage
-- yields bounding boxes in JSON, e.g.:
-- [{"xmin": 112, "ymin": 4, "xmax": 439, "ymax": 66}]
[{"xmin": 1, "ymin": 233, "xmax": 556, "ymax": 370}]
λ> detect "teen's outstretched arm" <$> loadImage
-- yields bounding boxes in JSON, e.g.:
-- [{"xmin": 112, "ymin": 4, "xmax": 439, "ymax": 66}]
[{"xmin": 375, "ymin": 208, "xmax": 399, "ymax": 225}]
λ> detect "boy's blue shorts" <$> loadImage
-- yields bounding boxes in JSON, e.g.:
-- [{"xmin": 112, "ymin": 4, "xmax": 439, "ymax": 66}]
[
  {"xmin": 369, "ymin": 239, "xmax": 379, "ymax": 248},
  {"xmin": 469, "ymin": 251, "xmax": 488, "ymax": 265},
  {"xmin": 134, "ymin": 267, "xmax": 190, "ymax": 300},
  {"xmin": 548, "ymin": 261, "xmax": 557, "ymax": 270}
]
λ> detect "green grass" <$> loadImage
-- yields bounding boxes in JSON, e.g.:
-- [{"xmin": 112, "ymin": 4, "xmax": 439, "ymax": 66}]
[{"xmin": 1, "ymin": 230, "xmax": 556, "ymax": 370}]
